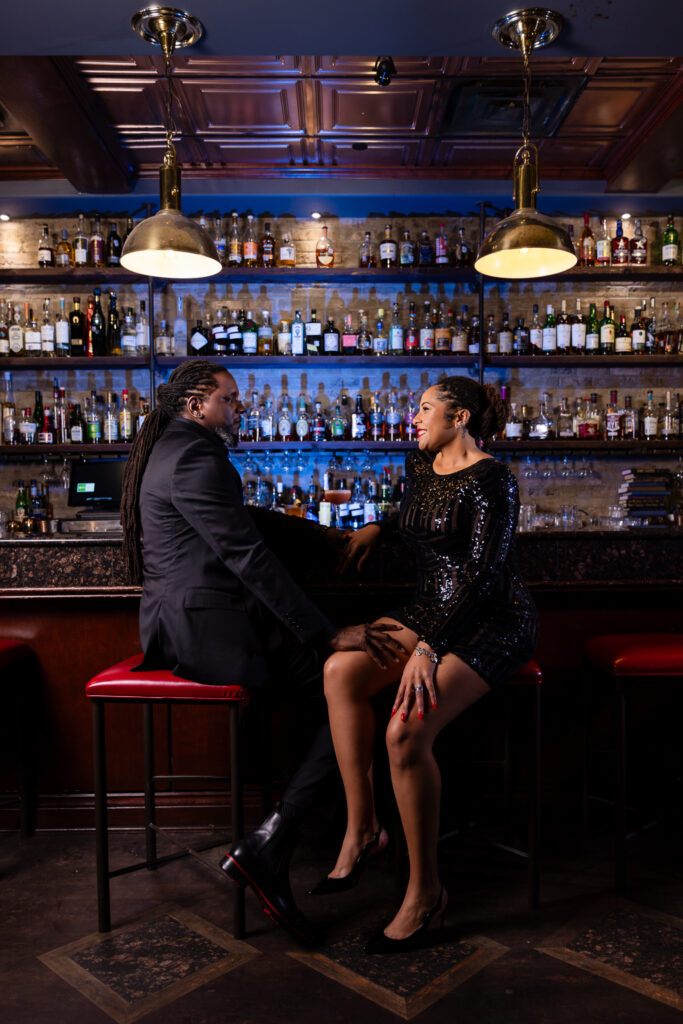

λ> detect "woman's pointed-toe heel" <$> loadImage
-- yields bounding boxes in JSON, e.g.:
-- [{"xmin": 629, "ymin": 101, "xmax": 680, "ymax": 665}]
[
  {"xmin": 364, "ymin": 888, "xmax": 448, "ymax": 954},
  {"xmin": 308, "ymin": 829, "xmax": 385, "ymax": 896}
]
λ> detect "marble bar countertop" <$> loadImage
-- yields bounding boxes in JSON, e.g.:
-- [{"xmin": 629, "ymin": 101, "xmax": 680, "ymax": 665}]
[{"xmin": 0, "ymin": 530, "xmax": 682, "ymax": 596}]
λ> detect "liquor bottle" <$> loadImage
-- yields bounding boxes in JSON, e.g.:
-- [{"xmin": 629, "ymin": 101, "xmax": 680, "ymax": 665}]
[
  {"xmin": 224, "ymin": 309, "xmax": 241, "ymax": 355},
  {"xmin": 17, "ymin": 407, "xmax": 35, "ymax": 444},
  {"xmin": 356, "ymin": 310, "xmax": 372, "ymax": 354},
  {"xmin": 568, "ymin": 298, "xmax": 586, "ymax": 354},
  {"xmin": 656, "ymin": 301, "xmax": 670, "ymax": 354},
  {"xmin": 15, "ymin": 481, "xmax": 28, "ymax": 521},
  {"xmin": 209, "ymin": 306, "xmax": 228, "ymax": 356},
  {"xmin": 85, "ymin": 297, "xmax": 94, "ymax": 357},
  {"xmin": 73, "ymin": 214, "xmax": 89, "ymax": 266},
  {"xmin": 24, "ymin": 305, "xmax": 42, "ymax": 355},
  {"xmin": 579, "ymin": 212, "xmax": 595, "ymax": 266},
  {"xmin": 372, "ymin": 309, "xmax": 388, "ymax": 355},
  {"xmin": 52, "ymin": 298, "xmax": 69, "ymax": 358},
  {"xmin": 389, "ymin": 303, "xmax": 404, "ymax": 353},
  {"xmin": 378, "ymin": 224, "xmax": 398, "ymax": 268},
  {"xmin": 596, "ymin": 218, "xmax": 611, "ymax": 265},
  {"xmin": 55, "ymin": 229, "xmax": 73, "ymax": 268},
  {"xmin": 121, "ymin": 308, "xmax": 137, "ymax": 356},
  {"xmin": 615, "ymin": 313, "xmax": 632, "ymax": 354},
  {"xmin": 358, "ymin": 231, "xmax": 376, "ymax": 268},
  {"xmin": 435, "ymin": 223, "xmax": 449, "ymax": 265},
  {"xmin": 136, "ymin": 300, "xmax": 150, "ymax": 356},
  {"xmin": 605, "ymin": 389, "xmax": 622, "ymax": 440},
  {"xmin": 622, "ymin": 395, "xmax": 637, "ymax": 440},
  {"xmin": 369, "ymin": 391, "xmax": 385, "ymax": 441},
  {"xmin": 512, "ymin": 316, "xmax": 529, "ymax": 355},
  {"xmin": 278, "ymin": 231, "xmax": 295, "ymax": 267},
  {"xmin": 122, "ymin": 217, "xmax": 134, "ymax": 247},
  {"xmin": 542, "ymin": 304, "xmax": 557, "ymax": 353},
  {"xmin": 323, "ymin": 317, "xmax": 340, "ymax": 355},
  {"xmin": 641, "ymin": 390, "xmax": 658, "ymax": 438},
  {"xmin": 556, "ymin": 300, "xmax": 571, "ymax": 353},
  {"xmin": 276, "ymin": 320, "xmax": 292, "ymax": 355},
  {"xmin": 645, "ymin": 296, "xmax": 657, "ymax": 355},
  {"xmin": 0, "ymin": 301, "xmax": 9, "ymax": 357},
  {"xmin": 228, "ymin": 212, "xmax": 242, "ymax": 266},
  {"xmin": 662, "ymin": 214, "xmax": 679, "ymax": 265},
  {"xmin": 32, "ymin": 389, "xmax": 44, "ymax": 436},
  {"xmin": 7, "ymin": 305, "xmax": 23, "ymax": 355},
  {"xmin": 260, "ymin": 398, "xmax": 274, "ymax": 441},
  {"xmin": 556, "ymin": 398, "xmax": 574, "ymax": 438},
  {"xmin": 611, "ymin": 218, "xmax": 629, "ymax": 265},
  {"xmin": 451, "ymin": 313, "xmax": 468, "ymax": 354},
  {"xmin": 40, "ymin": 298, "xmax": 55, "ymax": 356},
  {"xmin": 106, "ymin": 222, "xmax": 122, "ymax": 266},
  {"xmin": 455, "ymin": 226, "xmax": 471, "ymax": 267},
  {"xmin": 291, "ymin": 310, "xmax": 305, "ymax": 356},
  {"xmin": 329, "ymin": 403, "xmax": 345, "ymax": 441},
  {"xmin": 68, "ymin": 403, "xmax": 83, "ymax": 443},
  {"xmin": 241, "ymin": 310, "xmax": 258, "ymax": 356},
  {"xmin": 172, "ymin": 296, "xmax": 187, "ymax": 353},
  {"xmin": 106, "ymin": 290, "xmax": 121, "ymax": 356},
  {"xmin": 385, "ymin": 390, "xmax": 402, "ymax": 441},
  {"xmin": 528, "ymin": 396, "xmax": 552, "ymax": 439},
  {"xmin": 256, "ymin": 311, "xmax": 273, "ymax": 355},
  {"xmin": 599, "ymin": 301, "xmax": 615, "ymax": 355},
  {"xmin": 404, "ymin": 391, "xmax": 418, "ymax": 441},
  {"xmin": 584, "ymin": 302, "xmax": 599, "ymax": 354},
  {"xmin": 419, "ymin": 301, "xmax": 434, "ymax": 354},
  {"xmin": 1, "ymin": 372, "xmax": 17, "ymax": 443},
  {"xmin": 188, "ymin": 317, "xmax": 210, "ymax": 355},
  {"xmin": 529, "ymin": 304, "xmax": 542, "ymax": 355},
  {"xmin": 630, "ymin": 307, "xmax": 646, "ymax": 354},
  {"xmin": 155, "ymin": 319, "xmax": 173, "ymax": 356},
  {"xmin": 304, "ymin": 309, "xmax": 322, "ymax": 355},
  {"xmin": 468, "ymin": 313, "xmax": 481, "ymax": 355},
  {"xmin": 404, "ymin": 302, "xmax": 418, "ymax": 354},
  {"xmin": 89, "ymin": 288, "xmax": 106, "ymax": 355},
  {"xmin": 497, "ymin": 312, "xmax": 513, "ymax": 355},
  {"xmin": 119, "ymin": 388, "xmax": 133, "ymax": 443},
  {"xmin": 399, "ymin": 230, "xmax": 415, "ymax": 268},
  {"xmin": 246, "ymin": 391, "xmax": 262, "ymax": 441},
  {"xmin": 315, "ymin": 225, "xmax": 335, "ymax": 267},
  {"xmin": 484, "ymin": 314, "xmax": 497, "ymax": 355},
  {"xmin": 103, "ymin": 391, "xmax": 119, "ymax": 443},
  {"xmin": 213, "ymin": 217, "xmax": 226, "ymax": 265},
  {"xmin": 661, "ymin": 391, "xmax": 680, "ymax": 439},
  {"xmin": 259, "ymin": 222, "xmax": 275, "ymax": 268},
  {"xmin": 337, "ymin": 313, "xmax": 356, "ymax": 355},
  {"xmin": 505, "ymin": 401, "xmax": 524, "ymax": 439},
  {"xmin": 90, "ymin": 218, "xmax": 105, "ymax": 267},
  {"xmin": 277, "ymin": 392, "xmax": 292, "ymax": 441},
  {"xmin": 583, "ymin": 393, "xmax": 601, "ymax": 439},
  {"xmin": 351, "ymin": 394, "xmax": 368, "ymax": 440},
  {"xmin": 417, "ymin": 230, "xmax": 432, "ymax": 266},
  {"xmin": 311, "ymin": 400, "xmax": 326, "ymax": 442},
  {"xmin": 630, "ymin": 219, "xmax": 648, "ymax": 265},
  {"xmin": 243, "ymin": 214, "xmax": 258, "ymax": 267},
  {"xmin": 38, "ymin": 224, "xmax": 54, "ymax": 267},
  {"xmin": 69, "ymin": 297, "xmax": 85, "ymax": 356},
  {"xmin": 432, "ymin": 306, "xmax": 448, "ymax": 354},
  {"xmin": 136, "ymin": 400, "xmax": 150, "ymax": 434},
  {"xmin": 55, "ymin": 387, "xmax": 68, "ymax": 443}
]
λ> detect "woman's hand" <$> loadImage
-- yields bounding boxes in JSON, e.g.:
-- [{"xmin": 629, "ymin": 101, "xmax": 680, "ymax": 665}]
[
  {"xmin": 333, "ymin": 523, "xmax": 381, "ymax": 576},
  {"xmin": 392, "ymin": 643, "xmax": 439, "ymax": 722},
  {"xmin": 330, "ymin": 621, "xmax": 407, "ymax": 669}
]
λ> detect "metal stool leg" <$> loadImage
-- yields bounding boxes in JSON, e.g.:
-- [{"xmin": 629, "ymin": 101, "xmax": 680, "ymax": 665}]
[
  {"xmin": 528, "ymin": 685, "xmax": 541, "ymax": 910},
  {"xmin": 614, "ymin": 678, "xmax": 628, "ymax": 891},
  {"xmin": 580, "ymin": 660, "xmax": 592, "ymax": 840},
  {"xmin": 143, "ymin": 703, "xmax": 157, "ymax": 867},
  {"xmin": 259, "ymin": 690, "xmax": 273, "ymax": 817},
  {"xmin": 230, "ymin": 706, "xmax": 246, "ymax": 939},
  {"xmin": 17, "ymin": 679, "xmax": 36, "ymax": 838},
  {"xmin": 92, "ymin": 700, "xmax": 111, "ymax": 932}
]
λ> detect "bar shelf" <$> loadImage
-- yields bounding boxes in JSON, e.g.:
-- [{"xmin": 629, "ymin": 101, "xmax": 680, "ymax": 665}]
[
  {"xmin": 155, "ymin": 354, "xmax": 477, "ymax": 369},
  {"xmin": 488, "ymin": 355, "xmax": 683, "ymax": 368},
  {"xmin": 1, "ymin": 356, "xmax": 149, "ymax": 369},
  {"xmin": 0, "ymin": 444, "xmax": 131, "ymax": 456}
]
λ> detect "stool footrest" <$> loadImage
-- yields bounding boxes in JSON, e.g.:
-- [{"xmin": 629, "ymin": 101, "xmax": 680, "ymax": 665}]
[{"xmin": 153, "ymin": 774, "xmax": 230, "ymax": 784}]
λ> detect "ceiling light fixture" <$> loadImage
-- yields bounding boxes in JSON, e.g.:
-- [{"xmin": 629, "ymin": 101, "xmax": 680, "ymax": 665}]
[
  {"xmin": 374, "ymin": 56, "xmax": 396, "ymax": 88},
  {"xmin": 474, "ymin": 8, "xmax": 577, "ymax": 280},
  {"xmin": 121, "ymin": 6, "xmax": 221, "ymax": 279}
]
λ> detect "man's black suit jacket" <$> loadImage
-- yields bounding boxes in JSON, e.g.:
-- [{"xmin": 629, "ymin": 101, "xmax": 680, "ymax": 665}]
[{"xmin": 138, "ymin": 416, "xmax": 335, "ymax": 686}]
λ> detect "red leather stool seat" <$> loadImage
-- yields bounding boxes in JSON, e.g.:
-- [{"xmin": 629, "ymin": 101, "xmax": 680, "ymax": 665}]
[
  {"xmin": 504, "ymin": 659, "xmax": 543, "ymax": 685},
  {"xmin": 584, "ymin": 634, "xmax": 683, "ymax": 677},
  {"xmin": 85, "ymin": 655, "xmax": 249, "ymax": 703},
  {"xmin": 0, "ymin": 639, "xmax": 32, "ymax": 671}
]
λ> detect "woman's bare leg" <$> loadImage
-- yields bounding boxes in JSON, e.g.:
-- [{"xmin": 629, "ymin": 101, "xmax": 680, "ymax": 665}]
[
  {"xmin": 383, "ymin": 655, "xmax": 491, "ymax": 938},
  {"xmin": 323, "ymin": 618, "xmax": 416, "ymax": 878}
]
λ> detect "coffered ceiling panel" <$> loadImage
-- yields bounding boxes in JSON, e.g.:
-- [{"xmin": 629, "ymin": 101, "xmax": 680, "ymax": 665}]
[
  {"xmin": 561, "ymin": 80, "xmax": 663, "ymax": 133},
  {"xmin": 315, "ymin": 79, "xmax": 437, "ymax": 135},
  {"xmin": 321, "ymin": 140, "xmax": 421, "ymax": 168},
  {"xmin": 211, "ymin": 140, "xmax": 305, "ymax": 166},
  {"xmin": 182, "ymin": 80, "xmax": 304, "ymax": 134}
]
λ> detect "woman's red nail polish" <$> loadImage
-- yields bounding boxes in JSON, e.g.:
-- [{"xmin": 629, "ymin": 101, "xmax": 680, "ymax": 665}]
[
  {"xmin": 400, "ymin": 713, "xmax": 406, "ymax": 722},
  {"xmin": 419, "ymin": 712, "xmax": 424, "ymax": 720},
  {"xmin": 390, "ymin": 709, "xmax": 396, "ymax": 717},
  {"xmin": 432, "ymin": 702, "xmax": 438, "ymax": 709}
]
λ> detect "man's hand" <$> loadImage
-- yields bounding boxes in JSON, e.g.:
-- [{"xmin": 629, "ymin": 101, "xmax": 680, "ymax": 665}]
[
  {"xmin": 330, "ymin": 622, "xmax": 407, "ymax": 669},
  {"xmin": 333, "ymin": 523, "xmax": 381, "ymax": 576}
]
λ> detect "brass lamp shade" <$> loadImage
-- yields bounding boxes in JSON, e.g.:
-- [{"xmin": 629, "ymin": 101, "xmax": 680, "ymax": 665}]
[{"xmin": 475, "ymin": 142, "xmax": 577, "ymax": 279}]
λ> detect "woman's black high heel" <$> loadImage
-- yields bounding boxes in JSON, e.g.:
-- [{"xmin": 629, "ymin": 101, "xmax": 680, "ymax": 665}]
[
  {"xmin": 308, "ymin": 829, "xmax": 385, "ymax": 895},
  {"xmin": 364, "ymin": 888, "xmax": 447, "ymax": 954}
]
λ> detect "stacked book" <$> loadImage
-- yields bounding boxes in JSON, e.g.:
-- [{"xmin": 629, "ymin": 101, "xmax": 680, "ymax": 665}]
[{"xmin": 618, "ymin": 467, "xmax": 672, "ymax": 526}]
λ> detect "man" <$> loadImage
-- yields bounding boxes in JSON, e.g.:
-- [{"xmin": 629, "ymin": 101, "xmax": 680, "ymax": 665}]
[{"xmin": 120, "ymin": 360, "xmax": 402, "ymax": 943}]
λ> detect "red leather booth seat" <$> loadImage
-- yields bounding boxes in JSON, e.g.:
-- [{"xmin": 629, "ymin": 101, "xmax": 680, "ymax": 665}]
[
  {"xmin": 584, "ymin": 634, "xmax": 683, "ymax": 677},
  {"xmin": 85, "ymin": 654, "xmax": 250, "ymax": 703},
  {"xmin": 0, "ymin": 639, "xmax": 31, "ymax": 671},
  {"xmin": 504, "ymin": 659, "xmax": 543, "ymax": 685}
]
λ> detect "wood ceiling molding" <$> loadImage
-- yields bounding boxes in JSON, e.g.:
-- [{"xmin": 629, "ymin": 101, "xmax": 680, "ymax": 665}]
[
  {"xmin": 322, "ymin": 140, "xmax": 421, "ymax": 168},
  {"xmin": 212, "ymin": 140, "xmax": 304, "ymax": 166},
  {"xmin": 604, "ymin": 72, "xmax": 683, "ymax": 192},
  {"xmin": 177, "ymin": 56, "xmax": 303, "ymax": 75},
  {"xmin": 314, "ymin": 56, "xmax": 447, "ymax": 75}
]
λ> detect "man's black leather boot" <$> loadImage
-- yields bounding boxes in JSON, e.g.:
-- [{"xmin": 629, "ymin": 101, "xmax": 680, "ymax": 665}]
[{"xmin": 220, "ymin": 803, "xmax": 319, "ymax": 945}]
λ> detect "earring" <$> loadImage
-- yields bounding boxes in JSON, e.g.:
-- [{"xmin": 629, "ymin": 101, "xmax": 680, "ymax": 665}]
[{"xmin": 196, "ymin": 413, "xmax": 205, "ymax": 420}]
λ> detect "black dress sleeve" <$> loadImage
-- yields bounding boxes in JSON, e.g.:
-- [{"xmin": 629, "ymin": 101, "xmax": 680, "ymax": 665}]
[{"xmin": 420, "ymin": 465, "xmax": 520, "ymax": 652}]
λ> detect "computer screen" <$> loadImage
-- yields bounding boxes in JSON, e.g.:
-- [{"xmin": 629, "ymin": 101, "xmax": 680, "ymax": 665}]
[{"xmin": 68, "ymin": 460, "xmax": 125, "ymax": 510}]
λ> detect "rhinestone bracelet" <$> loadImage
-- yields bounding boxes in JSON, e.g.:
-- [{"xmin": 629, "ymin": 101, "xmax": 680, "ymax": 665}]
[{"xmin": 414, "ymin": 646, "xmax": 439, "ymax": 665}]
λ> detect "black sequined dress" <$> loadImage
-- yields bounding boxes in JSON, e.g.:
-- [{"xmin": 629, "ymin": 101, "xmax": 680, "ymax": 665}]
[{"xmin": 385, "ymin": 450, "xmax": 539, "ymax": 688}]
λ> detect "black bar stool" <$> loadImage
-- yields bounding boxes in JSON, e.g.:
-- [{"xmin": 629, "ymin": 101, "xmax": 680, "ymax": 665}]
[{"xmin": 0, "ymin": 638, "xmax": 38, "ymax": 838}]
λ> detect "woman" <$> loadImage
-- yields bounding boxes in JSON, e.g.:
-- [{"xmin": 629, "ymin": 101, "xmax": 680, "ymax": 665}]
[
  {"xmin": 317, "ymin": 376, "xmax": 539, "ymax": 953},
  {"xmin": 120, "ymin": 360, "xmax": 403, "ymax": 944}
]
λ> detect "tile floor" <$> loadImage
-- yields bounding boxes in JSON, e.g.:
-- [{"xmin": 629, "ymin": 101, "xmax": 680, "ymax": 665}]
[{"xmin": 2, "ymin": 816, "xmax": 682, "ymax": 1023}]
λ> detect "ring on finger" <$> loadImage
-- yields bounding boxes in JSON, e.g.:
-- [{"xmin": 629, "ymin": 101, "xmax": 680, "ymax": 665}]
[{"xmin": 415, "ymin": 684, "xmax": 424, "ymax": 692}]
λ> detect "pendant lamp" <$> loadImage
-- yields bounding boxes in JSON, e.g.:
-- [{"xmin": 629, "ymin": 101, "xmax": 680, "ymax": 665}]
[
  {"xmin": 121, "ymin": 7, "xmax": 221, "ymax": 279},
  {"xmin": 474, "ymin": 8, "xmax": 577, "ymax": 280}
]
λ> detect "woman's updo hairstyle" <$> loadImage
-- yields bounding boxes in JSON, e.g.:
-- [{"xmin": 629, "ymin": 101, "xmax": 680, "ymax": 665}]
[{"xmin": 434, "ymin": 375, "xmax": 506, "ymax": 446}]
